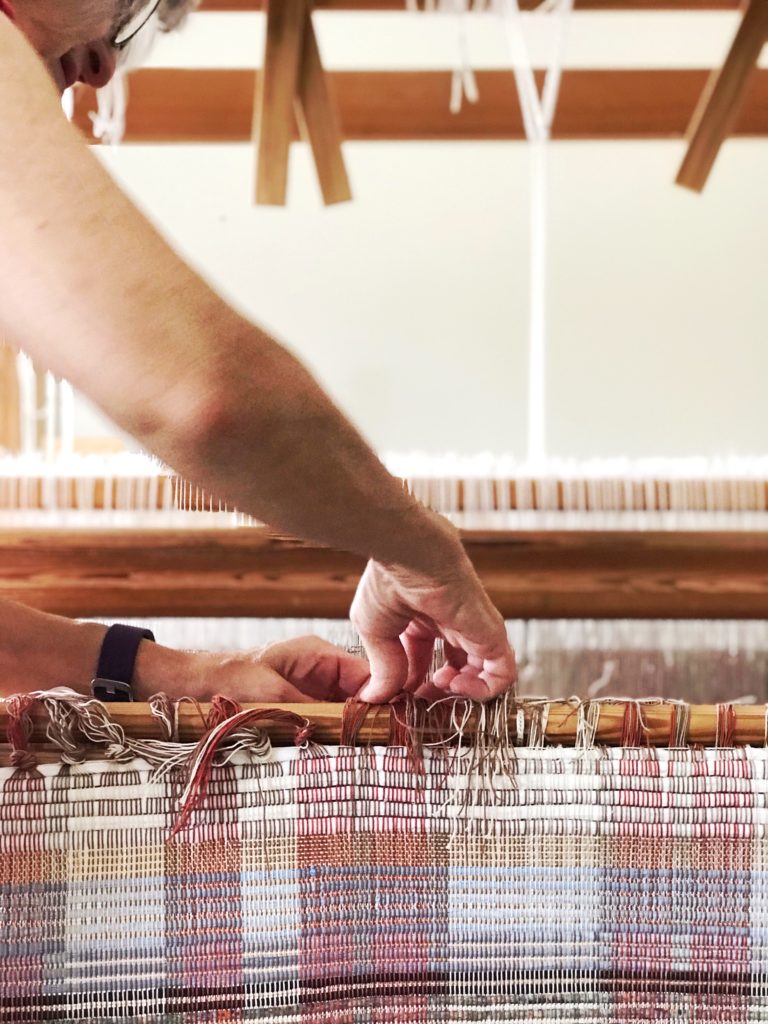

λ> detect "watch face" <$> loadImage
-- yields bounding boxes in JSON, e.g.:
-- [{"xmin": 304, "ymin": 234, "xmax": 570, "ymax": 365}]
[{"xmin": 91, "ymin": 678, "xmax": 134, "ymax": 702}]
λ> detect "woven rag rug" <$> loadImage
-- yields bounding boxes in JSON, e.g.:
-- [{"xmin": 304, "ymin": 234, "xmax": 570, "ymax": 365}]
[{"xmin": 2, "ymin": 698, "xmax": 768, "ymax": 1023}]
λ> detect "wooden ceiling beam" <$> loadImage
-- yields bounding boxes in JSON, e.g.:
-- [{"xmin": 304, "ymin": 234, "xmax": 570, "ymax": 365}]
[
  {"xmin": 201, "ymin": 1, "xmax": 744, "ymax": 11},
  {"xmin": 73, "ymin": 68, "xmax": 768, "ymax": 143}
]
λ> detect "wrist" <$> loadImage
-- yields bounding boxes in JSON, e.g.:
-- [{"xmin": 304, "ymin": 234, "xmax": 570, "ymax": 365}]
[
  {"xmin": 378, "ymin": 503, "xmax": 469, "ymax": 580},
  {"xmin": 131, "ymin": 642, "xmax": 202, "ymax": 701}
]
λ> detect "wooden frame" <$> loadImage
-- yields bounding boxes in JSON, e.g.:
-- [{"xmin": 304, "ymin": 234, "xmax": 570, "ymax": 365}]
[
  {"xmin": 72, "ymin": 69, "xmax": 768, "ymax": 143},
  {"xmin": 2, "ymin": 527, "xmax": 768, "ymax": 619}
]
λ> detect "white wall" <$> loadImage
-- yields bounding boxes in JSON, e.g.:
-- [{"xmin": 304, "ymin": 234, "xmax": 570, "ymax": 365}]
[{"xmin": 88, "ymin": 134, "xmax": 767, "ymax": 460}]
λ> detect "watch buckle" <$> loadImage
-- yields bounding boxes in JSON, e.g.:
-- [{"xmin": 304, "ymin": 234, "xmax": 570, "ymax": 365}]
[{"xmin": 91, "ymin": 678, "xmax": 134, "ymax": 702}]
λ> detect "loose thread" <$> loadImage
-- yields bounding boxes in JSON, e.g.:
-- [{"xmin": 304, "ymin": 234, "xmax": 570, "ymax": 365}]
[
  {"xmin": 527, "ymin": 701, "xmax": 551, "ymax": 749},
  {"xmin": 575, "ymin": 699, "xmax": 600, "ymax": 751},
  {"xmin": 669, "ymin": 701, "xmax": 691, "ymax": 749},
  {"xmin": 388, "ymin": 695, "xmax": 426, "ymax": 775},
  {"xmin": 206, "ymin": 694, "xmax": 242, "ymax": 730},
  {"xmin": 621, "ymin": 701, "xmax": 644, "ymax": 748},
  {"xmin": 716, "ymin": 703, "xmax": 736, "ymax": 749},
  {"xmin": 148, "ymin": 692, "xmax": 176, "ymax": 741},
  {"xmin": 171, "ymin": 708, "xmax": 312, "ymax": 838},
  {"xmin": 340, "ymin": 698, "xmax": 371, "ymax": 747},
  {"xmin": 5, "ymin": 693, "xmax": 40, "ymax": 771}
]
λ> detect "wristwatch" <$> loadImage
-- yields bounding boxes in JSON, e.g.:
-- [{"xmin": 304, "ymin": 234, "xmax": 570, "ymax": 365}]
[{"xmin": 91, "ymin": 624, "xmax": 156, "ymax": 702}]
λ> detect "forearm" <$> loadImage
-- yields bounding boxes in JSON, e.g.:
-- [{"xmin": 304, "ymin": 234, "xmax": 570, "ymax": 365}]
[
  {"xmin": 0, "ymin": 598, "xmax": 197, "ymax": 700},
  {"xmin": 0, "ymin": 598, "xmax": 106, "ymax": 696},
  {"xmin": 0, "ymin": 23, "xmax": 460, "ymax": 575}
]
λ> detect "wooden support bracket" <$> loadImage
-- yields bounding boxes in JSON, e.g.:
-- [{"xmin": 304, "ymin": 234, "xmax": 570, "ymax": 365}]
[
  {"xmin": 254, "ymin": 0, "xmax": 351, "ymax": 205},
  {"xmin": 676, "ymin": 0, "xmax": 768, "ymax": 191}
]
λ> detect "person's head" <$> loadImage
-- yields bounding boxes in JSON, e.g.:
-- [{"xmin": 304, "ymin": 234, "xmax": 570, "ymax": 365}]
[{"xmin": 12, "ymin": 0, "xmax": 194, "ymax": 93}]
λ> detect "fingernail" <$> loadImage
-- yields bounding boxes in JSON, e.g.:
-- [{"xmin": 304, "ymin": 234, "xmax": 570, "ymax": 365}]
[{"xmin": 357, "ymin": 684, "xmax": 376, "ymax": 702}]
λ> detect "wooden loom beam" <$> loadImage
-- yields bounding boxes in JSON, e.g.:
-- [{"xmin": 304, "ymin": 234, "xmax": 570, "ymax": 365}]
[
  {"xmin": 72, "ymin": 69, "xmax": 768, "ymax": 143},
  {"xmin": 2, "ymin": 700, "xmax": 767, "ymax": 752},
  {"xmin": 676, "ymin": 0, "xmax": 768, "ymax": 190},
  {"xmin": 2, "ymin": 527, "xmax": 768, "ymax": 619}
]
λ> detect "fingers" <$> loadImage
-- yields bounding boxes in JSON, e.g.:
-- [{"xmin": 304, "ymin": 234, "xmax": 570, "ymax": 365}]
[
  {"xmin": 401, "ymin": 622, "xmax": 437, "ymax": 690},
  {"xmin": 355, "ymin": 636, "xmax": 409, "ymax": 704},
  {"xmin": 257, "ymin": 636, "xmax": 370, "ymax": 701},
  {"xmin": 433, "ymin": 645, "xmax": 517, "ymax": 700}
]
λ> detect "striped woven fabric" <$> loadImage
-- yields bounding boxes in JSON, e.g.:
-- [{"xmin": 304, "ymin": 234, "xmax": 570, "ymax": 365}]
[{"xmin": 2, "ymin": 742, "xmax": 768, "ymax": 1023}]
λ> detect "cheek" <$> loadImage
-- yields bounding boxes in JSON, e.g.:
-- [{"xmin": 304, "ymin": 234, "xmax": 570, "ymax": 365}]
[{"xmin": 15, "ymin": 0, "xmax": 114, "ymax": 56}]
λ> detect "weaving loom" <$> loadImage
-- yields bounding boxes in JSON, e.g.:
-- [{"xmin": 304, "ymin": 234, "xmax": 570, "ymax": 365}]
[
  {"xmin": 1, "ymin": 4, "xmax": 764, "ymax": 1017},
  {"xmin": 3, "ymin": 691, "xmax": 768, "ymax": 1023}
]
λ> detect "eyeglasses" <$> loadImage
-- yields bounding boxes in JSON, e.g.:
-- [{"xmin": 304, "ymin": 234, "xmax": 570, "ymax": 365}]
[{"xmin": 111, "ymin": 0, "xmax": 162, "ymax": 50}]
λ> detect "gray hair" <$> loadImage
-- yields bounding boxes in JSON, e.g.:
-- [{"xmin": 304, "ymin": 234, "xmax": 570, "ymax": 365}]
[{"xmin": 157, "ymin": 0, "xmax": 201, "ymax": 32}]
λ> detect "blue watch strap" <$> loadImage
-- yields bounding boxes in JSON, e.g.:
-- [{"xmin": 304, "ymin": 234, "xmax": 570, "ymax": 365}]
[{"xmin": 91, "ymin": 624, "xmax": 156, "ymax": 702}]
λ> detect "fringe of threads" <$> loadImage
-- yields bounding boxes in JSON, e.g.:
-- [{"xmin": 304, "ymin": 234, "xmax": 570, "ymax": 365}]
[{"xmin": 2, "ymin": 689, "xmax": 752, "ymax": 836}]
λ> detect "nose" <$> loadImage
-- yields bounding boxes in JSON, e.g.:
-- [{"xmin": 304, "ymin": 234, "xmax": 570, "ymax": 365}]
[{"xmin": 77, "ymin": 39, "xmax": 117, "ymax": 89}]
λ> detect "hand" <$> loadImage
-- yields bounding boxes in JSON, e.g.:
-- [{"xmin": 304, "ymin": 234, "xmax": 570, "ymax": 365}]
[
  {"xmin": 134, "ymin": 635, "xmax": 371, "ymax": 704},
  {"xmin": 350, "ymin": 533, "xmax": 516, "ymax": 704}
]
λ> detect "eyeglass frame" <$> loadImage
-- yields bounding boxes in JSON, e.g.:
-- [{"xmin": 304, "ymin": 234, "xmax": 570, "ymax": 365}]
[{"xmin": 110, "ymin": 0, "xmax": 162, "ymax": 50}]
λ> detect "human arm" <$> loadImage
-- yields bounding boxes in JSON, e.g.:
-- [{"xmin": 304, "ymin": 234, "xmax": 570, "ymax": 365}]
[
  {"xmin": 0, "ymin": 22, "xmax": 515, "ymax": 699},
  {"xmin": 0, "ymin": 598, "xmax": 371, "ymax": 703}
]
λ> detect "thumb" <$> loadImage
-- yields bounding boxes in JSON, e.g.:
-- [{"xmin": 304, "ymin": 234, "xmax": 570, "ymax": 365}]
[{"xmin": 356, "ymin": 635, "xmax": 409, "ymax": 704}]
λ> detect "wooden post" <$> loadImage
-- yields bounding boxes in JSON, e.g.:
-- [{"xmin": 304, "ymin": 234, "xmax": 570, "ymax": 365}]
[
  {"xmin": 0, "ymin": 342, "xmax": 21, "ymax": 454},
  {"xmin": 254, "ymin": 0, "xmax": 306, "ymax": 205},
  {"xmin": 676, "ymin": 0, "xmax": 768, "ymax": 191}
]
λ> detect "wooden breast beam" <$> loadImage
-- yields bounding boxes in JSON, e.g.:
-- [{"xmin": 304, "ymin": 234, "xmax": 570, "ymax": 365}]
[
  {"xmin": 676, "ymin": 0, "xmax": 768, "ymax": 190},
  {"xmin": 2, "ymin": 700, "xmax": 767, "ymax": 751}
]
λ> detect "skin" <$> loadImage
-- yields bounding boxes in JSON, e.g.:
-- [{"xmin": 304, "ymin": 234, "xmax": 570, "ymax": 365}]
[
  {"xmin": 0, "ymin": 2, "xmax": 517, "ymax": 706},
  {"xmin": 10, "ymin": 0, "xmax": 118, "ymax": 90}
]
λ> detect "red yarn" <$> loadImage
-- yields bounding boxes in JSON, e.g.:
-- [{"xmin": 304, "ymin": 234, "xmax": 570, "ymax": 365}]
[
  {"xmin": 206, "ymin": 694, "xmax": 242, "ymax": 730},
  {"xmin": 171, "ymin": 707, "xmax": 313, "ymax": 837},
  {"xmin": 5, "ymin": 693, "xmax": 39, "ymax": 770}
]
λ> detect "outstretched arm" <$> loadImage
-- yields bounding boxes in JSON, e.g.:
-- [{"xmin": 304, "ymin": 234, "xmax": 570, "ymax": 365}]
[
  {"xmin": 0, "ymin": 598, "xmax": 372, "ymax": 703},
  {"xmin": 0, "ymin": 23, "xmax": 515, "ymax": 699}
]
